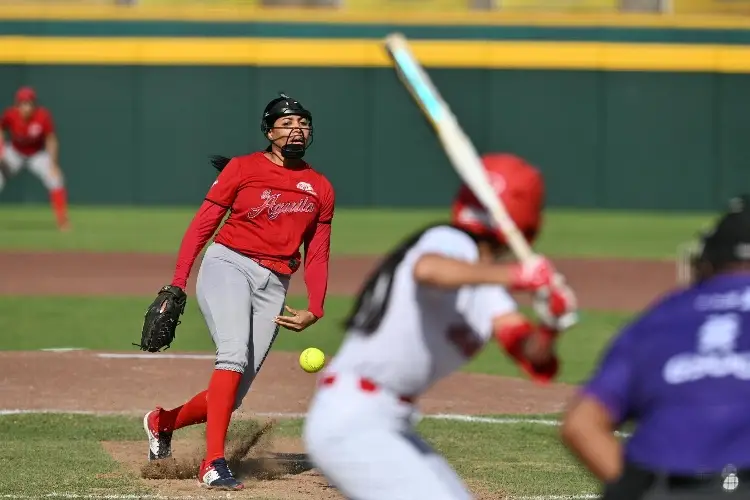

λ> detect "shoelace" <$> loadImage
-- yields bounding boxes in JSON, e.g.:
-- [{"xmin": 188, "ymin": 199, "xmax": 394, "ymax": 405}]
[{"xmin": 211, "ymin": 459, "xmax": 234, "ymax": 479}]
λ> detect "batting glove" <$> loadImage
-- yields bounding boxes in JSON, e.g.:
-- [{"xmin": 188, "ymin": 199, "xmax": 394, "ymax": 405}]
[
  {"xmin": 532, "ymin": 277, "xmax": 579, "ymax": 332},
  {"xmin": 509, "ymin": 255, "xmax": 556, "ymax": 291}
]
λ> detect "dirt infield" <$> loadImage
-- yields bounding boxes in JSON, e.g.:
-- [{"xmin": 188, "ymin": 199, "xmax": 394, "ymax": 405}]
[
  {"xmin": 0, "ymin": 250, "xmax": 678, "ymax": 498},
  {"xmin": 0, "ymin": 350, "xmax": 574, "ymax": 416},
  {"xmin": 0, "ymin": 251, "xmax": 677, "ymax": 311}
]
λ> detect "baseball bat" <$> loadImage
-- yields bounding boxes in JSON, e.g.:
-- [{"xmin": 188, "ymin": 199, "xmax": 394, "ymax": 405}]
[{"xmin": 383, "ymin": 32, "xmax": 535, "ymax": 265}]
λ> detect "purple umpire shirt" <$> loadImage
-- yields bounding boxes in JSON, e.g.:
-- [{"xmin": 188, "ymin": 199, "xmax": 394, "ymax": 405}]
[{"xmin": 582, "ymin": 273, "xmax": 750, "ymax": 474}]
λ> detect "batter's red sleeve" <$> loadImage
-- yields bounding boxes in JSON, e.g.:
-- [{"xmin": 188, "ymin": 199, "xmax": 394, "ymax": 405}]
[
  {"xmin": 0, "ymin": 109, "xmax": 9, "ymax": 130},
  {"xmin": 204, "ymin": 157, "xmax": 242, "ymax": 208},
  {"xmin": 171, "ymin": 201, "xmax": 227, "ymax": 289},
  {"xmin": 302, "ymin": 220, "xmax": 332, "ymax": 319}
]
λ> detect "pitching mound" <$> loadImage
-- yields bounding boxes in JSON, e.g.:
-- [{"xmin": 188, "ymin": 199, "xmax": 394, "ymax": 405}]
[
  {"xmin": 103, "ymin": 419, "xmax": 341, "ymax": 499},
  {"xmin": 102, "ymin": 418, "xmax": 505, "ymax": 499}
]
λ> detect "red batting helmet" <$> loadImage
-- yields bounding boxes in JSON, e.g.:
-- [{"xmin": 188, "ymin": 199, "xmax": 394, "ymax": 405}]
[
  {"xmin": 15, "ymin": 86, "xmax": 36, "ymax": 103},
  {"xmin": 451, "ymin": 153, "xmax": 545, "ymax": 245}
]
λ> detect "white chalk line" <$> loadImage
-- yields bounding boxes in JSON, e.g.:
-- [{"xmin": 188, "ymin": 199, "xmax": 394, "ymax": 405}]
[
  {"xmin": 0, "ymin": 408, "xmax": 631, "ymax": 437},
  {"xmin": 0, "ymin": 409, "xmax": 132, "ymax": 416},
  {"xmin": 0, "ymin": 495, "xmax": 201, "ymax": 499},
  {"xmin": 35, "ymin": 350, "xmax": 215, "ymax": 359},
  {"xmin": 516, "ymin": 496, "xmax": 599, "ymax": 500},
  {"xmin": 0, "ymin": 408, "xmax": 559, "ymax": 424},
  {"xmin": 96, "ymin": 353, "xmax": 215, "ymax": 360},
  {"xmin": 0, "ymin": 494, "xmax": 600, "ymax": 500}
]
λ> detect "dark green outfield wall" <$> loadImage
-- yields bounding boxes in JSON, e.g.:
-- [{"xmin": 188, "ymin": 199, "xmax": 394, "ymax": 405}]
[
  {"xmin": 2, "ymin": 64, "xmax": 748, "ymax": 211},
  {"xmin": 2, "ymin": 18, "xmax": 750, "ymax": 210}
]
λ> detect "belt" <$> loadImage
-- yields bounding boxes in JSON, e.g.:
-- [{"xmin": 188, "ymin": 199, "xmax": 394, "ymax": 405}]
[
  {"xmin": 663, "ymin": 469, "xmax": 750, "ymax": 490},
  {"xmin": 318, "ymin": 373, "xmax": 416, "ymax": 405},
  {"xmin": 219, "ymin": 244, "xmax": 296, "ymax": 277},
  {"xmin": 249, "ymin": 256, "xmax": 295, "ymax": 277},
  {"xmin": 605, "ymin": 463, "xmax": 750, "ymax": 500}
]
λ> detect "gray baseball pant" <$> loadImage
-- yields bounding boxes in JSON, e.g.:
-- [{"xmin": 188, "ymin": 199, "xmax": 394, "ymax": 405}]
[{"xmin": 195, "ymin": 242, "xmax": 290, "ymax": 410}]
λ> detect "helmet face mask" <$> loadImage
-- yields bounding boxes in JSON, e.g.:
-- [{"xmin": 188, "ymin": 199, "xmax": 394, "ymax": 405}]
[{"xmin": 261, "ymin": 93, "xmax": 313, "ymax": 160}]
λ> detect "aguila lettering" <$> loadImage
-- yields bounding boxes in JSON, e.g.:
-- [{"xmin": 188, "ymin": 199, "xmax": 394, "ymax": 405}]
[{"xmin": 248, "ymin": 189, "xmax": 316, "ymax": 220}]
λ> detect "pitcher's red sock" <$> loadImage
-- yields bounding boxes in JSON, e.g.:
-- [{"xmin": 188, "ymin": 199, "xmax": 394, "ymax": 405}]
[
  {"xmin": 49, "ymin": 187, "xmax": 69, "ymax": 227},
  {"xmin": 159, "ymin": 390, "xmax": 208, "ymax": 433},
  {"xmin": 205, "ymin": 369, "xmax": 242, "ymax": 463}
]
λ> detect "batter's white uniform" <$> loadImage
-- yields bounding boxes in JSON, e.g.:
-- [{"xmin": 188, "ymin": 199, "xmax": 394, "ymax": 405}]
[{"xmin": 303, "ymin": 225, "xmax": 517, "ymax": 500}]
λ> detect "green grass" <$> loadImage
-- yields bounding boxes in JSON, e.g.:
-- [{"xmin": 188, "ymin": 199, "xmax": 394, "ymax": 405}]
[
  {"xmin": 425, "ymin": 418, "xmax": 599, "ymax": 497},
  {"xmin": 0, "ymin": 414, "xmax": 144, "ymax": 496},
  {"xmin": 0, "ymin": 295, "xmax": 351, "ymax": 356},
  {"xmin": 0, "ymin": 413, "xmax": 599, "ymax": 499},
  {"xmin": 0, "ymin": 204, "xmax": 714, "ymax": 258},
  {"xmin": 0, "ymin": 294, "xmax": 628, "ymax": 384}
]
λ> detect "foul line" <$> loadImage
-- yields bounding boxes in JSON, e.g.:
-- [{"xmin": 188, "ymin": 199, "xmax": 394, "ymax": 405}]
[
  {"xmin": 95, "ymin": 353, "xmax": 215, "ymax": 360},
  {"xmin": 0, "ymin": 495, "xmax": 204, "ymax": 500},
  {"xmin": 0, "ymin": 409, "xmax": 631, "ymax": 437},
  {"xmin": 35, "ymin": 351, "xmax": 214, "ymax": 360},
  {"xmin": 40, "ymin": 348, "xmax": 87, "ymax": 352},
  {"xmin": 0, "ymin": 409, "xmax": 561, "ymax": 423},
  {"xmin": 0, "ymin": 494, "xmax": 600, "ymax": 500}
]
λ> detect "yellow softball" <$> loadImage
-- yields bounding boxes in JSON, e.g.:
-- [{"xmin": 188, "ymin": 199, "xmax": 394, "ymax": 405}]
[{"xmin": 299, "ymin": 347, "xmax": 326, "ymax": 373}]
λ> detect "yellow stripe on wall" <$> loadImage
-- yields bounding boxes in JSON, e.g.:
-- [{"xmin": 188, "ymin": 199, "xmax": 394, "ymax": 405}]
[
  {"xmin": 2, "ymin": 37, "xmax": 750, "ymax": 73},
  {"xmin": 5, "ymin": 4, "xmax": 750, "ymax": 28},
  {"xmin": 672, "ymin": 0, "xmax": 750, "ymax": 15}
]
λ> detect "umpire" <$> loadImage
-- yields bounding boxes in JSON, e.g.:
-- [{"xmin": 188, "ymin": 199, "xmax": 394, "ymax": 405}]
[{"xmin": 561, "ymin": 194, "xmax": 750, "ymax": 500}]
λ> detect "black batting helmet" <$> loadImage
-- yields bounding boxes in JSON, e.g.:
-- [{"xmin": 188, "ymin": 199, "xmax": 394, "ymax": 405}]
[
  {"xmin": 685, "ymin": 194, "xmax": 750, "ymax": 283},
  {"xmin": 261, "ymin": 92, "xmax": 313, "ymax": 160}
]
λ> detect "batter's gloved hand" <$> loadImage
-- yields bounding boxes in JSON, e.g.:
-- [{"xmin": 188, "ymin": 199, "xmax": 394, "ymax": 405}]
[
  {"xmin": 495, "ymin": 317, "xmax": 560, "ymax": 384},
  {"xmin": 135, "ymin": 285, "xmax": 187, "ymax": 352},
  {"xmin": 509, "ymin": 255, "xmax": 556, "ymax": 292},
  {"xmin": 532, "ymin": 275, "xmax": 579, "ymax": 332}
]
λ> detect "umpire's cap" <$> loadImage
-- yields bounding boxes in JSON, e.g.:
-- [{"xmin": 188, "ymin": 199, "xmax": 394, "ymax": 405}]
[{"xmin": 692, "ymin": 194, "xmax": 750, "ymax": 278}]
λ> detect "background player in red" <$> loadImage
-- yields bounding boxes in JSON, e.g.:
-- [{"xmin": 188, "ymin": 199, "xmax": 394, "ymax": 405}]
[
  {"xmin": 0, "ymin": 86, "xmax": 69, "ymax": 230},
  {"xmin": 142, "ymin": 93, "xmax": 335, "ymax": 490}
]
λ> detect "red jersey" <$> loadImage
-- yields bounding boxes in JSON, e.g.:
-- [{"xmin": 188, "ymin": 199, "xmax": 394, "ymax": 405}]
[
  {"xmin": 0, "ymin": 106, "xmax": 55, "ymax": 156},
  {"xmin": 170, "ymin": 151, "xmax": 335, "ymax": 318},
  {"xmin": 207, "ymin": 152, "xmax": 334, "ymax": 272}
]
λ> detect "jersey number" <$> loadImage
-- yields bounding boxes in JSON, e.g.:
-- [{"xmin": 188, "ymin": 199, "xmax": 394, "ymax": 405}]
[{"xmin": 447, "ymin": 325, "xmax": 483, "ymax": 358}]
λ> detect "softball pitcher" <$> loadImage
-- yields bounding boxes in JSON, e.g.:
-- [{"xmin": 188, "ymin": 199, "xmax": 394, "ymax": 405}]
[
  {"xmin": 303, "ymin": 153, "xmax": 578, "ymax": 500},
  {"xmin": 138, "ymin": 93, "xmax": 335, "ymax": 491},
  {"xmin": 0, "ymin": 86, "xmax": 69, "ymax": 230}
]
